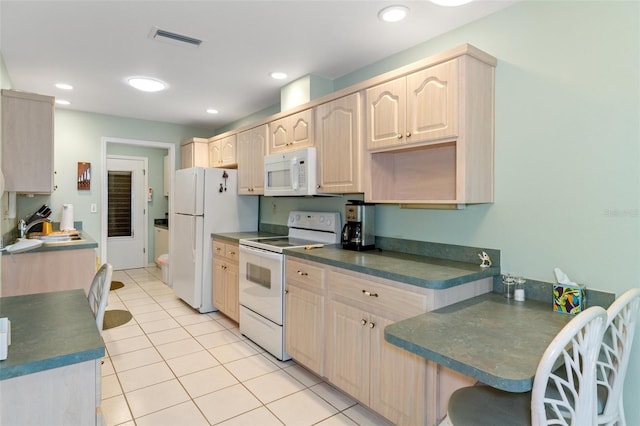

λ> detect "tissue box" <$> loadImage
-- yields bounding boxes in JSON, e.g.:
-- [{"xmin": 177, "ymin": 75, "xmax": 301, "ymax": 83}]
[{"xmin": 553, "ymin": 284, "xmax": 586, "ymax": 315}]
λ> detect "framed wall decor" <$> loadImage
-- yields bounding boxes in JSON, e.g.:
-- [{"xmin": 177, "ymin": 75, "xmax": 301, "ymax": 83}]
[{"xmin": 77, "ymin": 162, "xmax": 91, "ymax": 190}]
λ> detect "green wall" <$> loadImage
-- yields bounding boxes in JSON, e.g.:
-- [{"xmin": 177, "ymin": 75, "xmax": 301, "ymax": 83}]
[
  {"xmin": 258, "ymin": 1, "xmax": 640, "ymax": 421},
  {"xmin": 15, "ymin": 109, "xmax": 210, "ymax": 264},
  {"xmin": 2, "ymin": 1, "xmax": 639, "ymax": 421}
]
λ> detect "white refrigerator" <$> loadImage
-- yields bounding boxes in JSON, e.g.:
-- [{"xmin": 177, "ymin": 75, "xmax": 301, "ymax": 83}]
[{"xmin": 172, "ymin": 167, "xmax": 258, "ymax": 313}]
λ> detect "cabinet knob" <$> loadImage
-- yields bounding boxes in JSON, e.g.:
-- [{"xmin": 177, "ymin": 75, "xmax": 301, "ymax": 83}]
[
  {"xmin": 362, "ymin": 290, "xmax": 379, "ymax": 298},
  {"xmin": 369, "ymin": 322, "xmax": 375, "ymax": 329},
  {"xmin": 229, "ymin": 251, "xmax": 235, "ymax": 255},
  {"xmin": 285, "ymin": 289, "xmax": 289, "ymax": 295},
  {"xmin": 297, "ymin": 270, "xmax": 308, "ymax": 276},
  {"xmin": 316, "ymin": 184, "xmax": 321, "ymax": 189},
  {"xmin": 397, "ymin": 134, "xmax": 403, "ymax": 139},
  {"xmin": 406, "ymin": 132, "xmax": 412, "ymax": 138},
  {"xmin": 361, "ymin": 319, "xmax": 367, "ymax": 326}
]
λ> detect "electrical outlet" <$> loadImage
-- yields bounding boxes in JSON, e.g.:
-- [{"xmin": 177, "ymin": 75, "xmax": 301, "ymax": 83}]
[{"xmin": 90, "ymin": 203, "xmax": 97, "ymax": 213}]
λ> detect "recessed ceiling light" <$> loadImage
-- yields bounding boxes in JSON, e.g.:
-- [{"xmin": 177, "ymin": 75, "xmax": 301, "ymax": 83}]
[
  {"xmin": 270, "ymin": 72, "xmax": 287, "ymax": 80},
  {"xmin": 378, "ymin": 5, "xmax": 409, "ymax": 23},
  {"xmin": 55, "ymin": 99, "xmax": 71, "ymax": 105},
  {"xmin": 55, "ymin": 83, "xmax": 73, "ymax": 90},
  {"xmin": 430, "ymin": 0, "xmax": 473, "ymax": 6},
  {"xmin": 127, "ymin": 77, "xmax": 167, "ymax": 92},
  {"xmin": 206, "ymin": 108, "xmax": 219, "ymax": 114}
]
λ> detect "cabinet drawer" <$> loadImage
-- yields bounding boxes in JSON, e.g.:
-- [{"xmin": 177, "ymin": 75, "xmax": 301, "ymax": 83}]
[
  {"xmin": 213, "ymin": 240, "xmax": 226, "ymax": 258},
  {"xmin": 213, "ymin": 240, "xmax": 239, "ymax": 262},
  {"xmin": 286, "ymin": 258, "xmax": 325, "ymax": 290},
  {"xmin": 328, "ymin": 269, "xmax": 428, "ymax": 318},
  {"xmin": 224, "ymin": 243, "xmax": 239, "ymax": 261}
]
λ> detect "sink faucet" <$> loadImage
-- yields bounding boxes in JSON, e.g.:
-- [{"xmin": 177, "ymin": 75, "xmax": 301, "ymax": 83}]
[{"xmin": 18, "ymin": 218, "xmax": 52, "ymax": 239}]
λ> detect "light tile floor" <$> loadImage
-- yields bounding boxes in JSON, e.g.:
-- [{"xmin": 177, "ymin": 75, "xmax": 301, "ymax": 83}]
[{"xmin": 101, "ymin": 267, "xmax": 393, "ymax": 426}]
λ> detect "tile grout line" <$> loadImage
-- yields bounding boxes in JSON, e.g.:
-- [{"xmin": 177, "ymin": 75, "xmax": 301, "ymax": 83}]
[{"xmin": 103, "ymin": 267, "xmax": 373, "ymax": 426}]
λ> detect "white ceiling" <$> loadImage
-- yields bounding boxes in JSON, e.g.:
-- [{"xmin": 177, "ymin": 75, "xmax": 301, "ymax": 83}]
[{"xmin": 0, "ymin": 0, "xmax": 515, "ymax": 131}]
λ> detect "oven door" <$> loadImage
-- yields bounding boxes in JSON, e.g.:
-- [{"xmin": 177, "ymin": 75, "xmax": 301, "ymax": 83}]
[{"xmin": 239, "ymin": 245, "xmax": 284, "ymax": 325}]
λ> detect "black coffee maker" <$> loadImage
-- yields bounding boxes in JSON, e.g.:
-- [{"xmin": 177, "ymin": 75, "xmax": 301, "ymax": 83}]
[{"xmin": 341, "ymin": 200, "xmax": 375, "ymax": 251}]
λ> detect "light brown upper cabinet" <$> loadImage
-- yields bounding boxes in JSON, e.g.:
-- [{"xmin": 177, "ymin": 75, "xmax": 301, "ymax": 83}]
[
  {"xmin": 237, "ymin": 124, "xmax": 267, "ymax": 195},
  {"xmin": 208, "ymin": 135, "xmax": 237, "ymax": 168},
  {"xmin": 366, "ymin": 59, "xmax": 458, "ymax": 150},
  {"xmin": 180, "ymin": 137, "xmax": 209, "ymax": 169},
  {"xmin": 315, "ymin": 93, "xmax": 365, "ymax": 194},
  {"xmin": 268, "ymin": 108, "xmax": 314, "ymax": 154},
  {"xmin": 365, "ymin": 51, "xmax": 496, "ymax": 204},
  {"xmin": 1, "ymin": 89, "xmax": 55, "ymax": 194}
]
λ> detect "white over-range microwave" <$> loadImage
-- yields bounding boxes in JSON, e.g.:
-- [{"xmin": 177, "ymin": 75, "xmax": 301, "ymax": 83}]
[{"xmin": 264, "ymin": 147, "xmax": 318, "ymax": 196}]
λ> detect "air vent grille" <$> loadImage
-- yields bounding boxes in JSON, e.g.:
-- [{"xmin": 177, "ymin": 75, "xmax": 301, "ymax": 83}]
[{"xmin": 150, "ymin": 27, "xmax": 202, "ymax": 47}]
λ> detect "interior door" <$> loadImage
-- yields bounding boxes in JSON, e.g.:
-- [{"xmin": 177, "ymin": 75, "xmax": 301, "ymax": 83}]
[{"xmin": 106, "ymin": 156, "xmax": 147, "ymax": 270}]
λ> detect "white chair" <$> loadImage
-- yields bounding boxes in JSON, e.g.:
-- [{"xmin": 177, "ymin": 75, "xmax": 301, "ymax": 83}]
[
  {"xmin": 87, "ymin": 263, "xmax": 113, "ymax": 331},
  {"xmin": 447, "ymin": 305, "xmax": 608, "ymax": 426},
  {"xmin": 596, "ymin": 288, "xmax": 640, "ymax": 426}
]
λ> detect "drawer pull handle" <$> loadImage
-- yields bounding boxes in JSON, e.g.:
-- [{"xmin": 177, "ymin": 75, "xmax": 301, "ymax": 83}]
[
  {"xmin": 361, "ymin": 319, "xmax": 367, "ymax": 326},
  {"xmin": 229, "ymin": 251, "xmax": 236, "ymax": 255},
  {"xmin": 297, "ymin": 270, "xmax": 308, "ymax": 276},
  {"xmin": 362, "ymin": 290, "xmax": 379, "ymax": 297}
]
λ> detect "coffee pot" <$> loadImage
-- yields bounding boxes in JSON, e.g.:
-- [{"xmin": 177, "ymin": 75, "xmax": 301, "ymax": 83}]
[{"xmin": 341, "ymin": 200, "xmax": 375, "ymax": 251}]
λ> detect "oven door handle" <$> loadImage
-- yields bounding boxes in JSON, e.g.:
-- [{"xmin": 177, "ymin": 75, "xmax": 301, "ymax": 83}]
[{"xmin": 240, "ymin": 244, "xmax": 283, "ymax": 261}]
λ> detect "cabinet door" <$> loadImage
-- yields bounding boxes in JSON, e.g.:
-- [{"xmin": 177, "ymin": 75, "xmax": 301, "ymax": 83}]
[
  {"xmin": 366, "ymin": 77, "xmax": 406, "ymax": 150},
  {"xmin": 406, "ymin": 59, "xmax": 458, "ymax": 144},
  {"xmin": 181, "ymin": 144, "xmax": 194, "ymax": 169},
  {"xmin": 369, "ymin": 314, "xmax": 428, "ymax": 425},
  {"xmin": 289, "ymin": 109, "xmax": 313, "ymax": 149},
  {"xmin": 212, "ymin": 257, "xmax": 226, "ymax": 311},
  {"xmin": 208, "ymin": 140, "xmax": 222, "ymax": 167},
  {"xmin": 285, "ymin": 284, "xmax": 325, "ymax": 375},
  {"xmin": 237, "ymin": 125, "xmax": 266, "ymax": 194},
  {"xmin": 1, "ymin": 90, "xmax": 55, "ymax": 193},
  {"xmin": 219, "ymin": 135, "xmax": 237, "ymax": 167},
  {"xmin": 225, "ymin": 262, "xmax": 239, "ymax": 322},
  {"xmin": 154, "ymin": 227, "xmax": 169, "ymax": 258},
  {"xmin": 315, "ymin": 93, "xmax": 362, "ymax": 194},
  {"xmin": 326, "ymin": 299, "xmax": 370, "ymax": 403},
  {"xmin": 269, "ymin": 117, "xmax": 289, "ymax": 153}
]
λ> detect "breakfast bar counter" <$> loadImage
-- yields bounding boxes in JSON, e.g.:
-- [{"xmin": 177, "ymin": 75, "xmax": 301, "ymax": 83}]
[
  {"xmin": 0, "ymin": 289, "xmax": 104, "ymax": 424},
  {"xmin": 384, "ymin": 292, "xmax": 573, "ymax": 392}
]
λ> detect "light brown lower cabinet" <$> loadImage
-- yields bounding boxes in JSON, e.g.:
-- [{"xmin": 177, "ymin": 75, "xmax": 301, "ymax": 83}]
[
  {"xmin": 285, "ymin": 258, "xmax": 326, "ymax": 376},
  {"xmin": 212, "ymin": 239, "xmax": 239, "ymax": 322},
  {"xmin": 1, "ymin": 248, "xmax": 96, "ymax": 297},
  {"xmin": 285, "ymin": 257, "xmax": 487, "ymax": 426}
]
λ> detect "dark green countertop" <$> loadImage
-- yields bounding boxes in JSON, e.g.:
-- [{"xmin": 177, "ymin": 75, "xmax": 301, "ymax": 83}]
[
  {"xmin": 0, "ymin": 289, "xmax": 105, "ymax": 380},
  {"xmin": 212, "ymin": 232, "xmax": 499, "ymax": 289},
  {"xmin": 284, "ymin": 245, "xmax": 499, "ymax": 289},
  {"xmin": 384, "ymin": 293, "xmax": 572, "ymax": 392}
]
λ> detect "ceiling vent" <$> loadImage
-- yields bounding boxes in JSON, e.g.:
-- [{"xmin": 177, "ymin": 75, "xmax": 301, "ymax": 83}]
[{"xmin": 149, "ymin": 27, "xmax": 203, "ymax": 48}]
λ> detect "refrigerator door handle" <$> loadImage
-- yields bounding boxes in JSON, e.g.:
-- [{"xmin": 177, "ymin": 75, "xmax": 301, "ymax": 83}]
[
  {"xmin": 192, "ymin": 172, "xmax": 198, "ymax": 214},
  {"xmin": 191, "ymin": 219, "xmax": 197, "ymax": 262}
]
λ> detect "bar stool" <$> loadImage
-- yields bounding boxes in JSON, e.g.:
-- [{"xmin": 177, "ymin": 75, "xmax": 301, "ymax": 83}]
[
  {"xmin": 447, "ymin": 305, "xmax": 608, "ymax": 426},
  {"xmin": 87, "ymin": 263, "xmax": 113, "ymax": 331},
  {"xmin": 596, "ymin": 288, "xmax": 640, "ymax": 426}
]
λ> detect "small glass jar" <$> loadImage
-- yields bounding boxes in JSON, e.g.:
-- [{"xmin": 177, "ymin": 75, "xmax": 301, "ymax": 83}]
[
  {"xmin": 514, "ymin": 276, "xmax": 526, "ymax": 301},
  {"xmin": 502, "ymin": 274, "xmax": 515, "ymax": 299}
]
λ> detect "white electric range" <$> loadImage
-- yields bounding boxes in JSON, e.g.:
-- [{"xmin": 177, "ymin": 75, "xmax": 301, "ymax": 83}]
[{"xmin": 238, "ymin": 211, "xmax": 341, "ymax": 360}]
